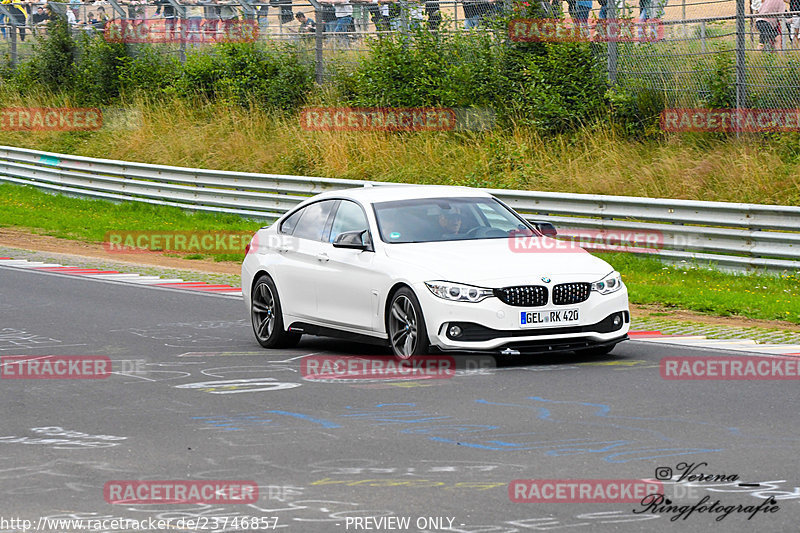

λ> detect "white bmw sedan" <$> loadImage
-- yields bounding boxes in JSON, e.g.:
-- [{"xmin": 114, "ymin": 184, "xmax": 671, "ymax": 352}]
[{"xmin": 242, "ymin": 185, "xmax": 629, "ymax": 358}]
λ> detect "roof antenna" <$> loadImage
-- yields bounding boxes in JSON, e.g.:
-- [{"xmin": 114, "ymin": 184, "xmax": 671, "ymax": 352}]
[{"xmin": 364, "ymin": 182, "xmax": 374, "ymax": 188}]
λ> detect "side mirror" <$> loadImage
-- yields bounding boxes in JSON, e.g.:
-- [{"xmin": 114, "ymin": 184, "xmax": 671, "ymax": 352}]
[
  {"xmin": 534, "ymin": 221, "xmax": 558, "ymax": 237},
  {"xmin": 332, "ymin": 230, "xmax": 370, "ymax": 250}
]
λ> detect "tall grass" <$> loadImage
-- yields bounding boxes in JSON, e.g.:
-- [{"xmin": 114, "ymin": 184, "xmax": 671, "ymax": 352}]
[{"xmin": 0, "ymin": 96, "xmax": 798, "ymax": 205}]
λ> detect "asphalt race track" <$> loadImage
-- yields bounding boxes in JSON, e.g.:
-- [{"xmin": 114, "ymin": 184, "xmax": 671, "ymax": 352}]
[{"xmin": 1, "ymin": 264, "xmax": 798, "ymax": 533}]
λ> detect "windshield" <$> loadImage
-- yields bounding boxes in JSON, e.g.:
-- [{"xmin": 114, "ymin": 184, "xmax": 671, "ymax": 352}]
[{"xmin": 373, "ymin": 197, "xmax": 537, "ymax": 243}]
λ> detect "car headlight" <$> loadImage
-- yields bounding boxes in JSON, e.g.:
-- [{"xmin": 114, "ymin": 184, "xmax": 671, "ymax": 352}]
[
  {"xmin": 591, "ymin": 271, "xmax": 623, "ymax": 295},
  {"xmin": 425, "ymin": 281, "xmax": 495, "ymax": 303}
]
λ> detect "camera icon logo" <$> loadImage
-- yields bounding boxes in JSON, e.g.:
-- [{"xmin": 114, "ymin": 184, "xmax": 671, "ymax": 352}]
[{"xmin": 655, "ymin": 466, "xmax": 673, "ymax": 480}]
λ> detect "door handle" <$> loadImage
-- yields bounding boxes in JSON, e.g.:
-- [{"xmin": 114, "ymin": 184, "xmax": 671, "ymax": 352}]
[{"xmin": 316, "ymin": 253, "xmax": 329, "ymax": 262}]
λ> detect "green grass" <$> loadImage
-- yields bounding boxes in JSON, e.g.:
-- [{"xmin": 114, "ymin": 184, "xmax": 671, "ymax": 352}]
[
  {"xmin": 606, "ymin": 253, "xmax": 800, "ymax": 324},
  {"xmin": 1, "ymin": 182, "xmax": 798, "ymax": 324},
  {"xmin": 0, "ymin": 183, "xmax": 265, "ymax": 262}
]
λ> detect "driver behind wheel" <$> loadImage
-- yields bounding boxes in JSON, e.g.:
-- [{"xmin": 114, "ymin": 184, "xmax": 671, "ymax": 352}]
[{"xmin": 437, "ymin": 207, "xmax": 462, "ymax": 238}]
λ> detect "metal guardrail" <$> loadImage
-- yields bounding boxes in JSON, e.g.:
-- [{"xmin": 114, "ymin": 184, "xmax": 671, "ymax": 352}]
[{"xmin": 1, "ymin": 144, "xmax": 799, "ymax": 273}]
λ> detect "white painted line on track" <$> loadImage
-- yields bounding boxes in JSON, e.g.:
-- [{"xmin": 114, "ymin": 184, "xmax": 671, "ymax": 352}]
[{"xmin": 0, "ymin": 259, "xmax": 242, "ymax": 300}]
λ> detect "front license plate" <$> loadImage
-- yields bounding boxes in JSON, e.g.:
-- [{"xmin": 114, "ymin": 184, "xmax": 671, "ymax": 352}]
[{"xmin": 520, "ymin": 308, "xmax": 580, "ymax": 327}]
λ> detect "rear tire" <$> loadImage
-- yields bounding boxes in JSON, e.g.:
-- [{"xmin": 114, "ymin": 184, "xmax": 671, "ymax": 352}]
[
  {"xmin": 251, "ymin": 275, "xmax": 301, "ymax": 349},
  {"xmin": 387, "ymin": 287, "xmax": 430, "ymax": 359}
]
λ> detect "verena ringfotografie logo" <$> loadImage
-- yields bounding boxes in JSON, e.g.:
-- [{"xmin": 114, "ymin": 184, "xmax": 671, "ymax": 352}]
[
  {"xmin": 508, "ymin": 229, "xmax": 663, "ymax": 253},
  {"xmin": 104, "ymin": 231, "xmax": 273, "ymax": 254},
  {"xmin": 105, "ymin": 19, "xmax": 258, "ymax": 44},
  {"xmin": 104, "ymin": 480, "xmax": 258, "ymax": 504},
  {"xmin": 1, "ymin": 356, "xmax": 111, "ymax": 379},
  {"xmin": 509, "ymin": 479, "xmax": 663, "ymax": 503},
  {"xmin": 0, "ymin": 108, "xmax": 102, "ymax": 131},
  {"xmin": 301, "ymin": 355, "xmax": 456, "ymax": 381},
  {"xmin": 661, "ymin": 109, "xmax": 800, "ymax": 132},
  {"xmin": 661, "ymin": 356, "xmax": 800, "ymax": 380},
  {"xmin": 509, "ymin": 19, "xmax": 663, "ymax": 42}
]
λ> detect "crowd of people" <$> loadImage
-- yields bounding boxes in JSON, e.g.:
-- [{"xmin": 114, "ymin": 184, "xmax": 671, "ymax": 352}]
[
  {"xmin": 0, "ymin": 0, "xmax": 797, "ymax": 46},
  {"xmin": 754, "ymin": 0, "xmax": 800, "ymax": 50}
]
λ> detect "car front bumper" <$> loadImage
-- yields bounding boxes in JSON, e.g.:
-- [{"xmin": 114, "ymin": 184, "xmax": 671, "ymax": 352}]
[{"xmin": 413, "ymin": 282, "xmax": 630, "ymax": 354}]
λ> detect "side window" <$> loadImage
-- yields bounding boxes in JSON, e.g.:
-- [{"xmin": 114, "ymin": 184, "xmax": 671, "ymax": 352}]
[
  {"xmin": 279, "ymin": 209, "xmax": 304, "ymax": 235},
  {"xmin": 329, "ymin": 201, "xmax": 369, "ymax": 243},
  {"xmin": 292, "ymin": 200, "xmax": 336, "ymax": 241}
]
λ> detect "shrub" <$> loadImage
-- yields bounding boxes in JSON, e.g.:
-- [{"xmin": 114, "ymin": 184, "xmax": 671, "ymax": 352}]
[
  {"xmin": 35, "ymin": 17, "xmax": 77, "ymax": 92},
  {"xmin": 73, "ymin": 33, "xmax": 129, "ymax": 104}
]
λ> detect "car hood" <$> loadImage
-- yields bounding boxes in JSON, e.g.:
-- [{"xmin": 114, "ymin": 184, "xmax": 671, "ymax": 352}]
[{"xmin": 382, "ymin": 238, "xmax": 615, "ymax": 286}]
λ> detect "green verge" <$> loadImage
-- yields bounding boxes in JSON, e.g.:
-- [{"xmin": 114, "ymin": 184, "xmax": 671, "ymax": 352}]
[
  {"xmin": 1, "ymin": 182, "xmax": 798, "ymax": 324},
  {"xmin": 0, "ymin": 183, "xmax": 264, "ymax": 263}
]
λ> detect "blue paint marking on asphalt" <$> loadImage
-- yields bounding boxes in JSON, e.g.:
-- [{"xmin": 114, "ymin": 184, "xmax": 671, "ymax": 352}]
[
  {"xmin": 265, "ymin": 410, "xmax": 342, "ymax": 429},
  {"xmin": 473, "ymin": 397, "xmax": 731, "ymax": 461},
  {"xmin": 527, "ymin": 396, "xmax": 742, "ymax": 435},
  {"xmin": 427, "ymin": 437, "xmax": 507, "ymax": 450},
  {"xmin": 475, "ymin": 398, "xmax": 550, "ymax": 420},
  {"xmin": 602, "ymin": 447, "xmax": 725, "ymax": 464}
]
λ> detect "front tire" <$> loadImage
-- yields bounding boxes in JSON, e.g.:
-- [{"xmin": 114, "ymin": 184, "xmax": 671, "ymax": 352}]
[
  {"xmin": 387, "ymin": 287, "xmax": 430, "ymax": 359},
  {"xmin": 251, "ymin": 275, "xmax": 301, "ymax": 349}
]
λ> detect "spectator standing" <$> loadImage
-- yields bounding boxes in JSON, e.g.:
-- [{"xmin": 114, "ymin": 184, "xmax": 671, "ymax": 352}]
[
  {"xmin": 352, "ymin": 0, "xmax": 369, "ymax": 33},
  {"xmin": 155, "ymin": 0, "xmax": 176, "ymax": 38},
  {"xmin": 321, "ymin": 0, "xmax": 352, "ymax": 34},
  {"xmin": 70, "ymin": 0, "xmax": 81, "ymax": 21},
  {"xmin": 787, "ymin": 0, "xmax": 799, "ymax": 47},
  {"xmin": 368, "ymin": 0, "xmax": 390, "ymax": 30},
  {"xmin": 408, "ymin": 0, "xmax": 425, "ymax": 28},
  {"xmin": 462, "ymin": 0, "xmax": 496, "ymax": 28},
  {"xmin": 320, "ymin": 0, "xmax": 338, "ymax": 31},
  {"xmin": 2, "ymin": 0, "xmax": 27, "ymax": 40},
  {"xmin": 295, "ymin": 10, "xmax": 315, "ymax": 31},
  {"xmin": 218, "ymin": 0, "xmax": 238, "ymax": 38},
  {"xmin": 184, "ymin": 0, "xmax": 206, "ymax": 42},
  {"xmin": 270, "ymin": 0, "xmax": 292, "ymax": 25},
  {"xmin": 425, "ymin": 0, "xmax": 440, "ymax": 29},
  {"xmin": 574, "ymin": 0, "xmax": 591, "ymax": 36},
  {"xmin": 31, "ymin": 4, "xmax": 45, "ymax": 36},
  {"xmin": 203, "ymin": 0, "xmax": 220, "ymax": 38},
  {"xmin": 125, "ymin": 0, "xmax": 146, "ymax": 27},
  {"xmin": 756, "ymin": 0, "xmax": 786, "ymax": 49},
  {"xmin": 31, "ymin": 4, "xmax": 46, "ymax": 23},
  {"xmin": 256, "ymin": 2, "xmax": 268, "ymax": 33}
]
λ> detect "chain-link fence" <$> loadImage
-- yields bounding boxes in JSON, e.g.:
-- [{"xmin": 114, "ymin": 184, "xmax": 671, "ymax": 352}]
[{"xmin": 1, "ymin": 0, "xmax": 798, "ymax": 109}]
